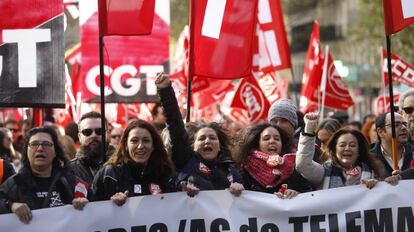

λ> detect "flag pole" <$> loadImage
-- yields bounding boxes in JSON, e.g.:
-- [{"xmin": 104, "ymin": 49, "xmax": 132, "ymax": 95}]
[
  {"xmin": 99, "ymin": 35, "xmax": 107, "ymax": 155},
  {"xmin": 319, "ymin": 46, "xmax": 329, "ymax": 122},
  {"xmin": 290, "ymin": 69, "xmax": 300, "ymax": 107},
  {"xmin": 186, "ymin": 0, "xmax": 195, "ymax": 123},
  {"xmin": 385, "ymin": 35, "xmax": 399, "ymax": 173}
]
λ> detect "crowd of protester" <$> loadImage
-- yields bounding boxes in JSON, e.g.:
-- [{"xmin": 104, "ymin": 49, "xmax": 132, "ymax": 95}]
[{"xmin": 0, "ymin": 73, "xmax": 413, "ymax": 224}]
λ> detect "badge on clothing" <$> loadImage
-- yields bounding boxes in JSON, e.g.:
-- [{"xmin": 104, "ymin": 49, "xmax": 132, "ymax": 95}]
[
  {"xmin": 134, "ymin": 184, "xmax": 142, "ymax": 194},
  {"xmin": 199, "ymin": 162, "xmax": 212, "ymax": 174},
  {"xmin": 150, "ymin": 183, "xmax": 162, "ymax": 195}
]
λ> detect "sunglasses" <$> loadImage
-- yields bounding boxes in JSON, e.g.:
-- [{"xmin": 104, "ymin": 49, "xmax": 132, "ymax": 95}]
[
  {"xmin": 81, "ymin": 128, "xmax": 103, "ymax": 136},
  {"xmin": 402, "ymin": 107, "xmax": 414, "ymax": 115}
]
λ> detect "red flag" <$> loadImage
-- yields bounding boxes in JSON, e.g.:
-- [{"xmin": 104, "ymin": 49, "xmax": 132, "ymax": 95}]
[
  {"xmin": 382, "ymin": 49, "xmax": 414, "ymax": 87},
  {"xmin": 231, "ymin": 75, "xmax": 270, "ymax": 123},
  {"xmin": 300, "ymin": 21, "xmax": 323, "ymax": 111},
  {"xmin": 321, "ymin": 52, "xmax": 354, "ymax": 111},
  {"xmin": 374, "ymin": 93, "xmax": 400, "ymax": 115},
  {"xmin": 98, "ymin": 0, "xmax": 155, "ymax": 36},
  {"xmin": 190, "ymin": 0, "xmax": 258, "ymax": 79},
  {"xmin": 254, "ymin": 0, "xmax": 291, "ymax": 72},
  {"xmin": 383, "ymin": 0, "xmax": 414, "ymax": 35},
  {"xmin": 33, "ymin": 108, "xmax": 44, "ymax": 127}
]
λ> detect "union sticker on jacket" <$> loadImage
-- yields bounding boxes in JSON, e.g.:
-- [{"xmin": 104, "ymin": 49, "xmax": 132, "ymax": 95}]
[
  {"xmin": 150, "ymin": 183, "xmax": 162, "ymax": 195},
  {"xmin": 199, "ymin": 162, "xmax": 212, "ymax": 174},
  {"xmin": 134, "ymin": 184, "xmax": 142, "ymax": 194}
]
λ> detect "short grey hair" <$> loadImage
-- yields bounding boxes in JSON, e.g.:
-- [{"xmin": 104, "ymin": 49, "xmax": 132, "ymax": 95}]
[{"xmin": 398, "ymin": 88, "xmax": 414, "ymax": 109}]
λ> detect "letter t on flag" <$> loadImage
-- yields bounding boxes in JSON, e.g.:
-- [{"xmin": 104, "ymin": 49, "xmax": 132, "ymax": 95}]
[
  {"xmin": 98, "ymin": 0, "xmax": 155, "ymax": 36},
  {"xmin": 383, "ymin": 0, "xmax": 414, "ymax": 35},
  {"xmin": 190, "ymin": 0, "xmax": 258, "ymax": 79}
]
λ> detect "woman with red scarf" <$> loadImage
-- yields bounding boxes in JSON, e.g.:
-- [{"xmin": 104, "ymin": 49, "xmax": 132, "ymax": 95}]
[{"xmin": 234, "ymin": 124, "xmax": 312, "ymax": 198}]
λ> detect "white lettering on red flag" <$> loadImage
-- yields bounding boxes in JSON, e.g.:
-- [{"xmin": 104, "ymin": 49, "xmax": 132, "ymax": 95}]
[{"xmin": 402, "ymin": 0, "xmax": 414, "ymax": 19}]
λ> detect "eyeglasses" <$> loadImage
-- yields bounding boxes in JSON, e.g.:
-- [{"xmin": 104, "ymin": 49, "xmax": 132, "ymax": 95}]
[
  {"xmin": 402, "ymin": 107, "xmax": 414, "ymax": 115},
  {"xmin": 385, "ymin": 121, "xmax": 409, "ymax": 128},
  {"xmin": 28, "ymin": 141, "xmax": 54, "ymax": 149},
  {"xmin": 81, "ymin": 128, "xmax": 103, "ymax": 136},
  {"xmin": 111, "ymin": 135, "xmax": 121, "ymax": 139}
]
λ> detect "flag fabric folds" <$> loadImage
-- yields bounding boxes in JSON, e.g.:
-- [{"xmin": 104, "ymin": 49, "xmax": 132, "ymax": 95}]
[
  {"xmin": 382, "ymin": 49, "xmax": 414, "ymax": 87},
  {"xmin": 190, "ymin": 0, "xmax": 258, "ymax": 79},
  {"xmin": 230, "ymin": 75, "xmax": 270, "ymax": 123},
  {"xmin": 383, "ymin": 0, "xmax": 414, "ymax": 35},
  {"xmin": 98, "ymin": 0, "xmax": 155, "ymax": 36}
]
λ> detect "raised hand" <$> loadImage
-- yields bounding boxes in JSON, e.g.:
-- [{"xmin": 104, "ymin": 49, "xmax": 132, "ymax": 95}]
[
  {"xmin": 154, "ymin": 72, "xmax": 171, "ymax": 89},
  {"xmin": 303, "ymin": 112, "xmax": 319, "ymax": 134}
]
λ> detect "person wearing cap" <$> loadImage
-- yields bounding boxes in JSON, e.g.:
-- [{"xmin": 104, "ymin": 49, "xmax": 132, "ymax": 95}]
[{"xmin": 267, "ymin": 99, "xmax": 298, "ymax": 136}]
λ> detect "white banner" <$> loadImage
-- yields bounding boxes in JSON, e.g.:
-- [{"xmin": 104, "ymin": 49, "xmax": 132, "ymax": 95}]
[{"xmin": 1, "ymin": 181, "xmax": 413, "ymax": 232}]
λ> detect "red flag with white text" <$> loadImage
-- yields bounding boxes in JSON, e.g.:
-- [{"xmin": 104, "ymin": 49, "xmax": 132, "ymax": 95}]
[
  {"xmin": 300, "ymin": 21, "xmax": 323, "ymax": 111},
  {"xmin": 374, "ymin": 93, "xmax": 400, "ymax": 115},
  {"xmin": 382, "ymin": 49, "xmax": 414, "ymax": 87},
  {"xmin": 254, "ymin": 0, "xmax": 291, "ymax": 72},
  {"xmin": 98, "ymin": 0, "xmax": 155, "ymax": 36},
  {"xmin": 383, "ymin": 0, "xmax": 414, "ymax": 35},
  {"xmin": 230, "ymin": 75, "xmax": 270, "ymax": 123},
  {"xmin": 190, "ymin": 0, "xmax": 258, "ymax": 79}
]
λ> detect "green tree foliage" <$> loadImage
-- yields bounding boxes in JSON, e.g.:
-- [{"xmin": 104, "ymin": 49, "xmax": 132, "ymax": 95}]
[{"xmin": 352, "ymin": 0, "xmax": 414, "ymax": 63}]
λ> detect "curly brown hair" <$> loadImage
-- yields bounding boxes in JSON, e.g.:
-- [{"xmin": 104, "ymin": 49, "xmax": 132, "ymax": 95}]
[{"xmin": 233, "ymin": 123, "xmax": 293, "ymax": 168}]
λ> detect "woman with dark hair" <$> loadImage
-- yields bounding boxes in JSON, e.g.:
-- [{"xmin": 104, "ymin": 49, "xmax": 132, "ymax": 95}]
[
  {"xmin": 234, "ymin": 123, "xmax": 312, "ymax": 198},
  {"xmin": 92, "ymin": 119, "xmax": 175, "ymax": 206},
  {"xmin": 0, "ymin": 127, "xmax": 89, "ymax": 224},
  {"xmin": 155, "ymin": 73, "xmax": 244, "ymax": 197},
  {"xmin": 0, "ymin": 127, "xmax": 21, "ymax": 170},
  {"xmin": 296, "ymin": 113, "xmax": 383, "ymax": 190}
]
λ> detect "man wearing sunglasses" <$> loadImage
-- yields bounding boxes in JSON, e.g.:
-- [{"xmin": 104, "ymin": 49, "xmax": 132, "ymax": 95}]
[
  {"xmin": 70, "ymin": 112, "xmax": 109, "ymax": 184},
  {"xmin": 372, "ymin": 112, "xmax": 414, "ymax": 178},
  {"xmin": 399, "ymin": 89, "xmax": 414, "ymax": 145}
]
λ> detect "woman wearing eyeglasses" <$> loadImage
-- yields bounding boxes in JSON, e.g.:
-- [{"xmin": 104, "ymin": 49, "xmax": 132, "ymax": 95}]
[
  {"xmin": 0, "ymin": 127, "xmax": 90, "ymax": 224},
  {"xmin": 92, "ymin": 120, "xmax": 175, "ymax": 206},
  {"xmin": 296, "ymin": 113, "xmax": 383, "ymax": 190}
]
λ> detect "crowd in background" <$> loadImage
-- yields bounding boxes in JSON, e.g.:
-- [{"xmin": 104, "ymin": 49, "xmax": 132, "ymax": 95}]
[{"xmin": 0, "ymin": 74, "xmax": 413, "ymax": 224}]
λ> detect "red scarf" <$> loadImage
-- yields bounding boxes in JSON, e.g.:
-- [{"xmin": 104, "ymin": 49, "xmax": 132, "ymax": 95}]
[{"xmin": 244, "ymin": 150, "xmax": 296, "ymax": 188}]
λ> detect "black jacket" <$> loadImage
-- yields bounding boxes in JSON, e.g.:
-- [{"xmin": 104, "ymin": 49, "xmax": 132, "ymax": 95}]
[
  {"xmin": 1, "ymin": 159, "xmax": 15, "ymax": 184},
  {"xmin": 371, "ymin": 141, "xmax": 414, "ymax": 178},
  {"xmin": 92, "ymin": 163, "xmax": 175, "ymax": 201},
  {"xmin": 69, "ymin": 145, "xmax": 112, "ymax": 185},
  {"xmin": 0, "ymin": 166, "xmax": 80, "ymax": 214},
  {"xmin": 158, "ymin": 85, "xmax": 242, "ymax": 190}
]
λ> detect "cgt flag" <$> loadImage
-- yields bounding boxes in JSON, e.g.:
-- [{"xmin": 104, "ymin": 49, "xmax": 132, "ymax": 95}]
[
  {"xmin": 98, "ymin": 0, "xmax": 155, "ymax": 36},
  {"xmin": 382, "ymin": 49, "xmax": 414, "ymax": 87},
  {"xmin": 190, "ymin": 0, "xmax": 258, "ymax": 79},
  {"xmin": 231, "ymin": 74, "xmax": 270, "ymax": 123},
  {"xmin": 383, "ymin": 0, "xmax": 414, "ymax": 35}
]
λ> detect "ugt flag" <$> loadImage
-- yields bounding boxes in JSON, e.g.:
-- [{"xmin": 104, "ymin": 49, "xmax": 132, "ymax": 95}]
[
  {"xmin": 190, "ymin": 0, "xmax": 258, "ymax": 79},
  {"xmin": 98, "ymin": 0, "xmax": 155, "ymax": 36},
  {"xmin": 383, "ymin": 0, "xmax": 414, "ymax": 35},
  {"xmin": 0, "ymin": 0, "xmax": 65, "ymax": 107}
]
